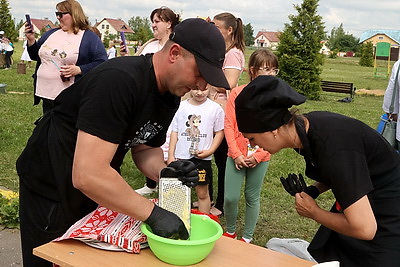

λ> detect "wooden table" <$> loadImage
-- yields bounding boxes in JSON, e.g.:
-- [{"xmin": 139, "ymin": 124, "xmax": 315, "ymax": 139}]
[{"xmin": 34, "ymin": 236, "xmax": 315, "ymax": 266}]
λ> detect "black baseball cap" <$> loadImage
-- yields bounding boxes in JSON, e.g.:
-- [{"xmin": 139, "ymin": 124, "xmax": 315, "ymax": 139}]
[
  {"xmin": 235, "ymin": 76, "xmax": 306, "ymax": 133},
  {"xmin": 169, "ymin": 18, "xmax": 230, "ymax": 90}
]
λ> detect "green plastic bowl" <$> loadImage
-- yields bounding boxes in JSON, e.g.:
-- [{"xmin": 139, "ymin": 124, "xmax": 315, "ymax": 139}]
[{"xmin": 141, "ymin": 214, "xmax": 222, "ymax": 265}]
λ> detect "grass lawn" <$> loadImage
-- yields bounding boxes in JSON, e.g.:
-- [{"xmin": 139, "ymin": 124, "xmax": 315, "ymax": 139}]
[{"xmin": 0, "ymin": 44, "xmax": 390, "ymax": 246}]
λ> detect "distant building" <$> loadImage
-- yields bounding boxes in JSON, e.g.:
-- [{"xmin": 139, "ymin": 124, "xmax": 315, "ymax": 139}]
[
  {"xmin": 253, "ymin": 31, "xmax": 280, "ymax": 50},
  {"xmin": 320, "ymin": 40, "xmax": 331, "ymax": 55},
  {"xmin": 94, "ymin": 18, "xmax": 134, "ymax": 41},
  {"xmin": 360, "ymin": 29, "xmax": 400, "ymax": 61},
  {"xmin": 18, "ymin": 18, "xmax": 56, "ymax": 40}
]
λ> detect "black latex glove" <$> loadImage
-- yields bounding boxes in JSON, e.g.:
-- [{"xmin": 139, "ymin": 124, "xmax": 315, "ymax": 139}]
[
  {"xmin": 160, "ymin": 160, "xmax": 199, "ymax": 188},
  {"xmin": 280, "ymin": 173, "xmax": 307, "ymax": 196},
  {"xmin": 145, "ymin": 204, "xmax": 189, "ymax": 240},
  {"xmin": 280, "ymin": 173, "xmax": 319, "ymax": 199}
]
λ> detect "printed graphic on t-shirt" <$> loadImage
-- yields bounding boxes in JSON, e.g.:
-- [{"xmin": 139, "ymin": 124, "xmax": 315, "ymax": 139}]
[
  {"xmin": 182, "ymin": 114, "xmax": 208, "ymax": 155},
  {"xmin": 124, "ymin": 121, "xmax": 163, "ymax": 148}
]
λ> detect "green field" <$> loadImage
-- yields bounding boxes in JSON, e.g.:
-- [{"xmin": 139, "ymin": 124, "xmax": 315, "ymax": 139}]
[{"xmin": 0, "ymin": 44, "xmax": 391, "ymax": 246}]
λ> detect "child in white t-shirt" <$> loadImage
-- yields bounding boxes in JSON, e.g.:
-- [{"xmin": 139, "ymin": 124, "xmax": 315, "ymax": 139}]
[{"xmin": 168, "ymin": 88, "xmax": 224, "ymax": 214}]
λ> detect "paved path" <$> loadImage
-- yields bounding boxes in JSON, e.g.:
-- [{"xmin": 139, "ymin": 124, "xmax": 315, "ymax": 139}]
[
  {"xmin": 0, "ymin": 228, "xmax": 22, "ymax": 266},
  {"xmin": 0, "ymin": 186, "xmax": 22, "ymax": 266}
]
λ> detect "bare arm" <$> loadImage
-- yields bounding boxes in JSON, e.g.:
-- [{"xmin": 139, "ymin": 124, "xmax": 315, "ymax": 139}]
[
  {"xmin": 295, "ymin": 193, "xmax": 377, "ymax": 240},
  {"xmin": 167, "ymin": 131, "xmax": 178, "ymax": 164},
  {"xmin": 196, "ymin": 130, "xmax": 224, "ymax": 159},
  {"xmin": 311, "ymin": 181, "xmax": 330, "ymax": 194},
  {"xmin": 72, "ymin": 130, "xmax": 154, "ymax": 221},
  {"xmin": 131, "ymin": 144, "xmax": 167, "ymax": 181}
]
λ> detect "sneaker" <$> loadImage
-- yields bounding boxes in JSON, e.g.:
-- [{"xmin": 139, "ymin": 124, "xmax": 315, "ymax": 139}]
[
  {"xmin": 223, "ymin": 232, "xmax": 237, "ymax": 239},
  {"xmin": 240, "ymin": 237, "xmax": 251, "ymax": 243},
  {"xmin": 135, "ymin": 184, "xmax": 158, "ymax": 195},
  {"xmin": 210, "ymin": 206, "xmax": 222, "ymax": 216}
]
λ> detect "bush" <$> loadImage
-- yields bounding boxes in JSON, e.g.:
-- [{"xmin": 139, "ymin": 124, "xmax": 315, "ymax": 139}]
[
  {"xmin": 359, "ymin": 42, "xmax": 374, "ymax": 67},
  {"xmin": 0, "ymin": 194, "xmax": 19, "ymax": 229}
]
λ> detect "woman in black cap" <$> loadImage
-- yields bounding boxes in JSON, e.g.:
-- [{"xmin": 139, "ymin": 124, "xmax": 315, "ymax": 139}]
[{"xmin": 235, "ymin": 75, "xmax": 400, "ymax": 266}]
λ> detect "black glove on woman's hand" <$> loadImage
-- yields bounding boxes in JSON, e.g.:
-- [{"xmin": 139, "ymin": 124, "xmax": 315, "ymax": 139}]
[
  {"xmin": 144, "ymin": 204, "xmax": 189, "ymax": 240},
  {"xmin": 280, "ymin": 173, "xmax": 319, "ymax": 199},
  {"xmin": 280, "ymin": 173, "xmax": 307, "ymax": 196},
  {"xmin": 160, "ymin": 160, "xmax": 199, "ymax": 188}
]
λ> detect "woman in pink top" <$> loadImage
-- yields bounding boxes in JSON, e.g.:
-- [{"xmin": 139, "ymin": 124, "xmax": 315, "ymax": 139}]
[
  {"xmin": 25, "ymin": 0, "xmax": 107, "ymax": 114},
  {"xmin": 208, "ymin": 12, "xmax": 246, "ymax": 216},
  {"xmin": 223, "ymin": 48, "xmax": 279, "ymax": 243}
]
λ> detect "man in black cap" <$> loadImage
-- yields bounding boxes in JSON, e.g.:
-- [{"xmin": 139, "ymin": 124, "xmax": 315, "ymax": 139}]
[
  {"xmin": 17, "ymin": 18, "xmax": 229, "ymax": 266},
  {"xmin": 235, "ymin": 75, "xmax": 400, "ymax": 266}
]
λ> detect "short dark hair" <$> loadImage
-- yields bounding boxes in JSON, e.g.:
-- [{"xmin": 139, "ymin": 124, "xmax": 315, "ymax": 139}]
[{"xmin": 150, "ymin": 7, "xmax": 180, "ymax": 31}]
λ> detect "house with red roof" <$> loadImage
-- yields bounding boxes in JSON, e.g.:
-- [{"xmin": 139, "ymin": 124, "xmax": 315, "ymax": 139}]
[
  {"xmin": 18, "ymin": 18, "xmax": 56, "ymax": 40},
  {"xmin": 94, "ymin": 18, "xmax": 134, "ymax": 41},
  {"xmin": 254, "ymin": 31, "xmax": 281, "ymax": 50}
]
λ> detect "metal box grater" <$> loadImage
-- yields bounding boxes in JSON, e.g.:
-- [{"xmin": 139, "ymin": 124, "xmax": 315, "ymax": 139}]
[{"xmin": 158, "ymin": 178, "xmax": 191, "ymax": 234}]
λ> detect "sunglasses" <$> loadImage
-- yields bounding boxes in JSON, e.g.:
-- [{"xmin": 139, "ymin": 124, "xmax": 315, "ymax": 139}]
[{"xmin": 55, "ymin": 11, "xmax": 69, "ymax": 18}]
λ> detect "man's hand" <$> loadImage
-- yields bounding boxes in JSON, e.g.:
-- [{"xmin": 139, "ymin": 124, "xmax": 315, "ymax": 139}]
[
  {"xmin": 160, "ymin": 160, "xmax": 198, "ymax": 187},
  {"xmin": 145, "ymin": 205, "xmax": 189, "ymax": 239}
]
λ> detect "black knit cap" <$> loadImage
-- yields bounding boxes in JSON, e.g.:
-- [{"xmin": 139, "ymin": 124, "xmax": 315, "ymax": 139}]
[
  {"xmin": 235, "ymin": 75, "xmax": 306, "ymax": 133},
  {"xmin": 169, "ymin": 18, "xmax": 230, "ymax": 89}
]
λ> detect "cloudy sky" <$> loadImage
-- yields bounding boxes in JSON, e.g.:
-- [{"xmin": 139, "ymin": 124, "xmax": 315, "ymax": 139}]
[{"xmin": 9, "ymin": 0, "xmax": 400, "ymax": 37}]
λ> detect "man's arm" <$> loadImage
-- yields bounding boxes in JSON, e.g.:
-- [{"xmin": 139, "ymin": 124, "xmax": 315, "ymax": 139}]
[
  {"xmin": 131, "ymin": 144, "xmax": 167, "ymax": 181},
  {"xmin": 72, "ymin": 130, "xmax": 154, "ymax": 221}
]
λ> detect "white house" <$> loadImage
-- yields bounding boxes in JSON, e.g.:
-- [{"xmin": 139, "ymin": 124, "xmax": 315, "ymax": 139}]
[
  {"xmin": 18, "ymin": 18, "xmax": 56, "ymax": 40},
  {"xmin": 253, "ymin": 31, "xmax": 280, "ymax": 49},
  {"xmin": 94, "ymin": 18, "xmax": 134, "ymax": 41},
  {"xmin": 320, "ymin": 40, "xmax": 331, "ymax": 55}
]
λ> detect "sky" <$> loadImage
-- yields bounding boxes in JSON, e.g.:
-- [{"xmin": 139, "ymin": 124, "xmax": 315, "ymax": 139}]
[{"xmin": 9, "ymin": 0, "xmax": 400, "ymax": 38}]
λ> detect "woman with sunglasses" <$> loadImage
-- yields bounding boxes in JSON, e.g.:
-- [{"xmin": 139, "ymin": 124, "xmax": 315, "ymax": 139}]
[{"xmin": 25, "ymin": 0, "xmax": 107, "ymax": 114}]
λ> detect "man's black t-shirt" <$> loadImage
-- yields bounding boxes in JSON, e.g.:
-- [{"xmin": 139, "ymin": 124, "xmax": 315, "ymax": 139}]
[
  {"xmin": 53, "ymin": 55, "xmax": 180, "ymax": 170},
  {"xmin": 17, "ymin": 55, "xmax": 180, "ymax": 223}
]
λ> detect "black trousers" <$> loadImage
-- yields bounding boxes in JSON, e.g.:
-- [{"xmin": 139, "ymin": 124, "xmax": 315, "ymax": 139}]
[
  {"xmin": 19, "ymin": 180, "xmax": 69, "ymax": 267},
  {"xmin": 211, "ymin": 137, "xmax": 228, "ymax": 212},
  {"xmin": 41, "ymin": 99, "xmax": 54, "ymax": 115},
  {"xmin": 5, "ymin": 50, "xmax": 13, "ymax": 68},
  {"xmin": 145, "ymin": 176, "xmax": 157, "ymax": 188}
]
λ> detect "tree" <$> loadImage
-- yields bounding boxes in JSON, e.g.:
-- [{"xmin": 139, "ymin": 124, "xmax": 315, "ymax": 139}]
[
  {"xmin": 276, "ymin": 0, "xmax": 325, "ymax": 100},
  {"xmin": 359, "ymin": 41, "xmax": 374, "ymax": 67},
  {"xmin": 244, "ymin": 23, "xmax": 254, "ymax": 47},
  {"xmin": 128, "ymin": 16, "xmax": 152, "ymax": 44},
  {"xmin": 0, "ymin": 0, "xmax": 16, "ymax": 41},
  {"xmin": 327, "ymin": 24, "xmax": 359, "ymax": 52}
]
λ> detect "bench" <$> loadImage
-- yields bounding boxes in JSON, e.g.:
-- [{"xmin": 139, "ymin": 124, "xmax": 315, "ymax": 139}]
[{"xmin": 321, "ymin": 80, "xmax": 356, "ymax": 98}]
